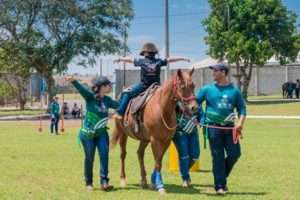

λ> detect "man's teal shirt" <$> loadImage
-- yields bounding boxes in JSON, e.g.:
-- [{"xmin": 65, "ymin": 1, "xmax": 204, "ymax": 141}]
[{"xmin": 196, "ymin": 82, "xmax": 246, "ymax": 126}]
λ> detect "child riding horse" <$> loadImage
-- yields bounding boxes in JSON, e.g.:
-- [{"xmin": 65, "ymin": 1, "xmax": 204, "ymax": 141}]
[{"xmin": 112, "ymin": 42, "xmax": 190, "ymax": 119}]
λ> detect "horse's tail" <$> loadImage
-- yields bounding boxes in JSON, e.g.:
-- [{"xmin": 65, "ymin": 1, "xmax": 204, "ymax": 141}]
[{"xmin": 110, "ymin": 125, "xmax": 121, "ymax": 149}]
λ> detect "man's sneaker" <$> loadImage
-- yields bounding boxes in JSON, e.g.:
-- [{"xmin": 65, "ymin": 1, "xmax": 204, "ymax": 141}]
[
  {"xmin": 101, "ymin": 183, "xmax": 114, "ymax": 191},
  {"xmin": 216, "ymin": 188, "xmax": 226, "ymax": 195},
  {"xmin": 112, "ymin": 113, "xmax": 123, "ymax": 120},
  {"xmin": 86, "ymin": 185, "xmax": 94, "ymax": 191},
  {"xmin": 224, "ymin": 185, "xmax": 228, "ymax": 193}
]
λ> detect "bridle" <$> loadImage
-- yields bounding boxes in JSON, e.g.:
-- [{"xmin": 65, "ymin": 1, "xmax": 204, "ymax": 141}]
[
  {"xmin": 172, "ymin": 74, "xmax": 195, "ymax": 103},
  {"xmin": 160, "ymin": 74, "xmax": 196, "ymax": 130}
]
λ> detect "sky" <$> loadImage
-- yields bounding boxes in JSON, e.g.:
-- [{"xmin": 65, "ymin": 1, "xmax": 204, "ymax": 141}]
[{"xmin": 67, "ymin": 0, "xmax": 300, "ymax": 76}]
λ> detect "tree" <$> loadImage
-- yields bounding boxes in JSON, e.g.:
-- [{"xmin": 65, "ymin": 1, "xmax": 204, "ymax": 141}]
[
  {"xmin": 203, "ymin": 0, "xmax": 300, "ymax": 100},
  {"xmin": 0, "ymin": 47, "xmax": 31, "ymax": 110},
  {"xmin": 0, "ymin": 0, "xmax": 133, "ymax": 106},
  {"xmin": 0, "ymin": 80, "xmax": 18, "ymax": 106}
]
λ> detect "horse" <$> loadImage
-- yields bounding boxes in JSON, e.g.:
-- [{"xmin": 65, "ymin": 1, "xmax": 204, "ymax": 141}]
[
  {"xmin": 110, "ymin": 69, "xmax": 197, "ymax": 194},
  {"xmin": 282, "ymin": 82, "xmax": 296, "ymax": 98}
]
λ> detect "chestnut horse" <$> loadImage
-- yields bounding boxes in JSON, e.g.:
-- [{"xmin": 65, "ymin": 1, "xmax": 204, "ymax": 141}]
[{"xmin": 110, "ymin": 69, "xmax": 197, "ymax": 194}]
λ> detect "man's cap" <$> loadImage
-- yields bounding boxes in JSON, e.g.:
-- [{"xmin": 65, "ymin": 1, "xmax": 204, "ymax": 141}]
[
  {"xmin": 53, "ymin": 96, "xmax": 59, "ymax": 100},
  {"xmin": 209, "ymin": 63, "xmax": 228, "ymax": 74}
]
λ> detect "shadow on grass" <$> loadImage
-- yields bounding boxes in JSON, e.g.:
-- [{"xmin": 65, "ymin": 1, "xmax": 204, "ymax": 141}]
[
  {"xmin": 93, "ymin": 184, "xmax": 142, "ymax": 192},
  {"xmin": 192, "ymin": 184, "xmax": 268, "ymax": 196},
  {"xmin": 192, "ymin": 184, "xmax": 214, "ymax": 188},
  {"xmin": 50, "ymin": 133, "xmax": 69, "ymax": 136},
  {"xmin": 129, "ymin": 183, "xmax": 201, "ymax": 195},
  {"xmin": 199, "ymin": 169, "xmax": 212, "ymax": 173},
  {"xmin": 205, "ymin": 191, "xmax": 268, "ymax": 196},
  {"xmin": 93, "ymin": 183, "xmax": 268, "ymax": 197},
  {"xmin": 164, "ymin": 184, "xmax": 201, "ymax": 194}
]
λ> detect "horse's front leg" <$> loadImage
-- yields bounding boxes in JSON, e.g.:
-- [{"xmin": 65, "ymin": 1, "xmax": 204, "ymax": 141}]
[
  {"xmin": 150, "ymin": 138, "xmax": 171, "ymax": 195},
  {"xmin": 137, "ymin": 141, "xmax": 149, "ymax": 188}
]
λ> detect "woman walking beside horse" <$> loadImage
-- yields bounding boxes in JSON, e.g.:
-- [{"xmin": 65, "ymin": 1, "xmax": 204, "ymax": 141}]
[
  {"xmin": 65, "ymin": 76, "xmax": 118, "ymax": 191},
  {"xmin": 172, "ymin": 102, "xmax": 204, "ymax": 188}
]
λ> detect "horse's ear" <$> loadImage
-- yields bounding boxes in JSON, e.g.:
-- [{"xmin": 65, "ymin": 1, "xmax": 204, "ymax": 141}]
[
  {"xmin": 189, "ymin": 67, "xmax": 194, "ymax": 76},
  {"xmin": 176, "ymin": 68, "xmax": 183, "ymax": 78}
]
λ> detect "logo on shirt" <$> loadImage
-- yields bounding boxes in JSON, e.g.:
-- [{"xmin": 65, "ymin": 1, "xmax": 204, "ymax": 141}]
[
  {"xmin": 217, "ymin": 95, "xmax": 232, "ymax": 109},
  {"xmin": 145, "ymin": 64, "xmax": 157, "ymax": 73},
  {"xmin": 100, "ymin": 103, "xmax": 108, "ymax": 113}
]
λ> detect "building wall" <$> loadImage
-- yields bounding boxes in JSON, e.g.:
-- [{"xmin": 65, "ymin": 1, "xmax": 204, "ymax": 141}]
[{"xmin": 115, "ymin": 65, "xmax": 300, "ymax": 96}]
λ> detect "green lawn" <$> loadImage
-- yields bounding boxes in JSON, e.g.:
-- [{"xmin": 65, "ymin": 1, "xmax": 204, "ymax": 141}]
[
  {"xmin": 247, "ymin": 101, "xmax": 300, "ymax": 116},
  {"xmin": 248, "ymin": 94, "xmax": 283, "ymax": 100},
  {"xmin": 0, "ymin": 109, "xmax": 42, "ymax": 117},
  {"xmin": 2, "ymin": 100, "xmax": 300, "ymax": 117},
  {"xmin": 0, "ymin": 118, "xmax": 299, "ymax": 200}
]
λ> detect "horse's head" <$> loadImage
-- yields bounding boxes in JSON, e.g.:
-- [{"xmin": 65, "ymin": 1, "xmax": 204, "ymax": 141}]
[{"xmin": 173, "ymin": 68, "xmax": 198, "ymax": 115}]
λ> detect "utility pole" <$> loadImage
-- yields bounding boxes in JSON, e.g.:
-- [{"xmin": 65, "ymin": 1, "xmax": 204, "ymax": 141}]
[
  {"xmin": 123, "ymin": 30, "xmax": 127, "ymax": 89},
  {"xmin": 227, "ymin": 4, "xmax": 230, "ymax": 31},
  {"xmin": 226, "ymin": 4, "xmax": 231, "ymax": 82},
  {"xmin": 106, "ymin": 59, "xmax": 109, "ymax": 76},
  {"xmin": 100, "ymin": 57, "xmax": 103, "ymax": 77},
  {"xmin": 164, "ymin": 0, "xmax": 170, "ymax": 82}
]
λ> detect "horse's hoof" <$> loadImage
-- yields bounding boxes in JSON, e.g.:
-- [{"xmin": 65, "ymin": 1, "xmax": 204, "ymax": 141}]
[
  {"xmin": 120, "ymin": 178, "xmax": 127, "ymax": 187},
  {"xmin": 140, "ymin": 180, "xmax": 148, "ymax": 189},
  {"xmin": 158, "ymin": 188, "xmax": 167, "ymax": 195},
  {"xmin": 149, "ymin": 183, "xmax": 156, "ymax": 190}
]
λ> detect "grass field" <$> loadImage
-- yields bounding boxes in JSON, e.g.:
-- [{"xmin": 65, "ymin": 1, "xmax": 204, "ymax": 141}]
[
  {"xmin": 1, "ymin": 100, "xmax": 300, "ymax": 117},
  {"xmin": 0, "ymin": 109, "xmax": 41, "ymax": 117},
  {"xmin": 0, "ymin": 117, "xmax": 299, "ymax": 200},
  {"xmin": 247, "ymin": 94, "xmax": 283, "ymax": 100}
]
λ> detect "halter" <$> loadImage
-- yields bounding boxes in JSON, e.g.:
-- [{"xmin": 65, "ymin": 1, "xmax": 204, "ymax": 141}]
[
  {"xmin": 159, "ymin": 74, "xmax": 196, "ymax": 130},
  {"xmin": 173, "ymin": 74, "xmax": 195, "ymax": 103}
]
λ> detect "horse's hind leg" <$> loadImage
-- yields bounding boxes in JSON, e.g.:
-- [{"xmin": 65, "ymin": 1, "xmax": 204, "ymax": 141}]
[
  {"xmin": 119, "ymin": 130, "xmax": 128, "ymax": 187},
  {"xmin": 137, "ymin": 141, "xmax": 149, "ymax": 188}
]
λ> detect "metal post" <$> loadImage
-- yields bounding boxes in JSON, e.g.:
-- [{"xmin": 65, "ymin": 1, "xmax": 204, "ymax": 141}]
[
  {"xmin": 226, "ymin": 4, "xmax": 231, "ymax": 82},
  {"xmin": 100, "ymin": 57, "xmax": 103, "ymax": 77},
  {"xmin": 123, "ymin": 30, "xmax": 127, "ymax": 89},
  {"xmin": 227, "ymin": 4, "xmax": 230, "ymax": 31},
  {"xmin": 107, "ymin": 59, "xmax": 109, "ymax": 76},
  {"xmin": 164, "ymin": 0, "xmax": 170, "ymax": 82}
]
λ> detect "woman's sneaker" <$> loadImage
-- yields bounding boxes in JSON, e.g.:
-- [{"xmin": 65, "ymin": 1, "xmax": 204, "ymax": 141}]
[
  {"xmin": 183, "ymin": 181, "xmax": 190, "ymax": 188},
  {"xmin": 101, "ymin": 183, "xmax": 114, "ymax": 191},
  {"xmin": 182, "ymin": 178, "xmax": 191, "ymax": 188}
]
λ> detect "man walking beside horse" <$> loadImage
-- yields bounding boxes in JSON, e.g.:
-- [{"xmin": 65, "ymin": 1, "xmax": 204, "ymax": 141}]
[{"xmin": 196, "ymin": 63, "xmax": 246, "ymax": 195}]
